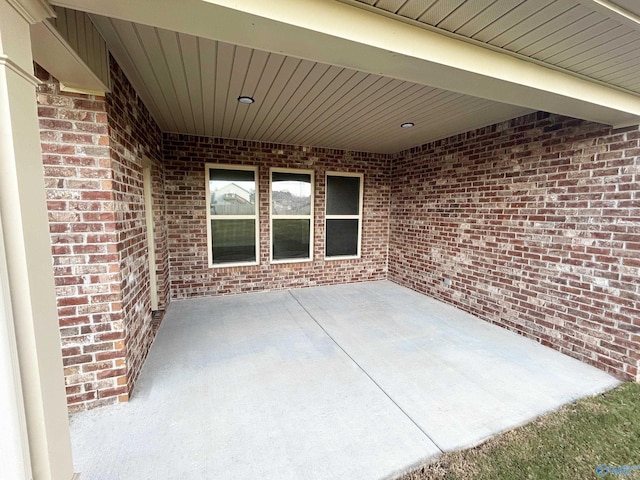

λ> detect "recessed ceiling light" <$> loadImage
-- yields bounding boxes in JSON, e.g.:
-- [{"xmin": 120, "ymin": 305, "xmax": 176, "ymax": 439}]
[
  {"xmin": 237, "ymin": 95, "xmax": 255, "ymax": 104},
  {"xmin": 400, "ymin": 122, "xmax": 415, "ymax": 128}
]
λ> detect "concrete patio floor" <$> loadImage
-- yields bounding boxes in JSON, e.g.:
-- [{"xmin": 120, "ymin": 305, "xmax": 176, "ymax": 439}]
[{"xmin": 70, "ymin": 281, "xmax": 619, "ymax": 480}]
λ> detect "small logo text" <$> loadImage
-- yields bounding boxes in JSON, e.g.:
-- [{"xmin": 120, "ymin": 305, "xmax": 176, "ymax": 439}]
[{"xmin": 596, "ymin": 464, "xmax": 640, "ymax": 477}]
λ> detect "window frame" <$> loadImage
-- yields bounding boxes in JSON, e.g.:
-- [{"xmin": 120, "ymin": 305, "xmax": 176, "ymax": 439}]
[
  {"xmin": 270, "ymin": 167, "xmax": 315, "ymax": 264},
  {"xmin": 205, "ymin": 163, "xmax": 259, "ymax": 268},
  {"xmin": 325, "ymin": 172, "xmax": 364, "ymax": 260}
]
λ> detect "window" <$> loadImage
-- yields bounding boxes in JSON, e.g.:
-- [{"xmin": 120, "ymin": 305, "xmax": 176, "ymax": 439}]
[
  {"xmin": 325, "ymin": 173, "xmax": 363, "ymax": 259},
  {"xmin": 206, "ymin": 165, "xmax": 258, "ymax": 267},
  {"xmin": 270, "ymin": 169, "xmax": 314, "ymax": 262}
]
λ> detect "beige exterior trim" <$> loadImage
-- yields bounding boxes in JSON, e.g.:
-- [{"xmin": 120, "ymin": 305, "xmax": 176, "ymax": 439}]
[
  {"xmin": 143, "ymin": 160, "xmax": 158, "ymax": 311},
  {"xmin": 0, "ymin": 1, "xmax": 77, "ymax": 478},
  {"xmin": 270, "ymin": 167, "xmax": 315, "ymax": 265},
  {"xmin": 30, "ymin": 18, "xmax": 110, "ymax": 93},
  {"xmin": 6, "ymin": 0, "xmax": 54, "ymax": 24},
  {"xmin": 583, "ymin": 0, "xmax": 640, "ymax": 32},
  {"xmin": 206, "ymin": 164, "xmax": 260, "ymax": 268},
  {"xmin": 0, "ymin": 54, "xmax": 40, "ymax": 86},
  {"xmin": 0, "ymin": 210, "xmax": 32, "ymax": 480},
  {"xmin": 60, "ymin": 81, "xmax": 106, "ymax": 96},
  {"xmin": 341, "ymin": 0, "xmax": 640, "ymax": 99},
  {"xmin": 325, "ymin": 171, "xmax": 364, "ymax": 261},
  {"xmin": 31, "ymin": 5, "xmax": 111, "ymax": 92}
]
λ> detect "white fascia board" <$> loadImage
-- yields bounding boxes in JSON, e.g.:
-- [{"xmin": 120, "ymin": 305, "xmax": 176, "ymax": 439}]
[
  {"xmin": 51, "ymin": 0, "xmax": 640, "ymax": 127},
  {"xmin": 6, "ymin": 0, "xmax": 55, "ymax": 24},
  {"xmin": 581, "ymin": 0, "xmax": 640, "ymax": 32}
]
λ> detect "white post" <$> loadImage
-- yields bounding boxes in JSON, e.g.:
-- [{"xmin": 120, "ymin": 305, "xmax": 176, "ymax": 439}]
[
  {"xmin": 0, "ymin": 212, "xmax": 31, "ymax": 480},
  {"xmin": 0, "ymin": 0, "xmax": 77, "ymax": 478}
]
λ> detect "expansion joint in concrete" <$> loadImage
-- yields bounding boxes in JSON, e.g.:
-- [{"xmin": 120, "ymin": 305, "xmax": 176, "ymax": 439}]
[{"xmin": 287, "ymin": 289, "xmax": 444, "ymax": 454}]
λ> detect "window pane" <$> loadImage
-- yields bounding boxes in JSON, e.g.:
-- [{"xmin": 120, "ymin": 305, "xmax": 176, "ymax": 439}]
[
  {"xmin": 326, "ymin": 219, "xmax": 358, "ymax": 257},
  {"xmin": 210, "ymin": 168, "xmax": 255, "ymax": 182},
  {"xmin": 327, "ymin": 176, "xmax": 360, "ymax": 215},
  {"xmin": 273, "ymin": 219, "xmax": 310, "ymax": 260},
  {"xmin": 211, "ymin": 219, "xmax": 256, "ymax": 264},
  {"xmin": 272, "ymin": 172, "xmax": 311, "ymax": 215},
  {"xmin": 210, "ymin": 169, "xmax": 256, "ymax": 215}
]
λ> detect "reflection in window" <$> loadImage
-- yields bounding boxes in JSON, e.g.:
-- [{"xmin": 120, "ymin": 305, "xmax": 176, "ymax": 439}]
[
  {"xmin": 271, "ymin": 169, "xmax": 314, "ymax": 262},
  {"xmin": 326, "ymin": 173, "xmax": 363, "ymax": 259},
  {"xmin": 206, "ymin": 165, "xmax": 258, "ymax": 266}
]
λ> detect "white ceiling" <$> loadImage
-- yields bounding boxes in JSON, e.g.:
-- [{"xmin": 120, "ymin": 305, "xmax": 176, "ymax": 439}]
[
  {"xmin": 48, "ymin": 0, "xmax": 640, "ymax": 154},
  {"xmin": 90, "ymin": 14, "xmax": 531, "ymax": 154}
]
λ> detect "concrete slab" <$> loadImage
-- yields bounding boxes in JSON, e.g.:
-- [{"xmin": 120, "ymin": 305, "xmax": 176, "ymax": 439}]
[
  {"xmin": 70, "ymin": 289, "xmax": 439, "ymax": 480},
  {"xmin": 70, "ymin": 281, "xmax": 619, "ymax": 479},
  {"xmin": 291, "ymin": 282, "xmax": 620, "ymax": 452}
]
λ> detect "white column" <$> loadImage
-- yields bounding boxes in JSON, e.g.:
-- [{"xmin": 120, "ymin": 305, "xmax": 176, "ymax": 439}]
[
  {"xmin": 0, "ymin": 213, "xmax": 31, "ymax": 480},
  {"xmin": 0, "ymin": 0, "xmax": 77, "ymax": 479}
]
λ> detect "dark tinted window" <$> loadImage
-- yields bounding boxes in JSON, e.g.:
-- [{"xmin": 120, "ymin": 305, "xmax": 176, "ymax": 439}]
[
  {"xmin": 327, "ymin": 175, "xmax": 360, "ymax": 215},
  {"xmin": 272, "ymin": 219, "xmax": 310, "ymax": 260},
  {"xmin": 326, "ymin": 219, "xmax": 358, "ymax": 257}
]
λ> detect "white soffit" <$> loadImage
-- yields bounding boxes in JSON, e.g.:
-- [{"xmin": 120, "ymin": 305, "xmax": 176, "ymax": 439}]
[
  {"xmin": 88, "ymin": 15, "xmax": 531, "ymax": 154},
  {"xmin": 50, "ymin": 0, "xmax": 640, "ymax": 152},
  {"xmin": 347, "ymin": 0, "xmax": 640, "ymax": 97}
]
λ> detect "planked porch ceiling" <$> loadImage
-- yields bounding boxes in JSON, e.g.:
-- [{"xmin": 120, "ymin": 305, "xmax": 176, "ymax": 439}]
[{"xmin": 85, "ymin": 0, "xmax": 640, "ymax": 154}]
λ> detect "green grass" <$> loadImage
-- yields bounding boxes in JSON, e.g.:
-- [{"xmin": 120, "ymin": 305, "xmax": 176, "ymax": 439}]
[{"xmin": 397, "ymin": 383, "xmax": 640, "ymax": 480}]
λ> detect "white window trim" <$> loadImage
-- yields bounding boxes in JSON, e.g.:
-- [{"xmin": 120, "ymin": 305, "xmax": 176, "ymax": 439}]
[
  {"xmin": 270, "ymin": 167, "xmax": 314, "ymax": 264},
  {"xmin": 325, "ymin": 172, "xmax": 364, "ymax": 260},
  {"xmin": 205, "ymin": 164, "xmax": 259, "ymax": 268}
]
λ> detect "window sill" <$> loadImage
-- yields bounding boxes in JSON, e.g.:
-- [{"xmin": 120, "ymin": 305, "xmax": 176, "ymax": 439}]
[
  {"xmin": 208, "ymin": 261, "xmax": 259, "ymax": 269},
  {"xmin": 270, "ymin": 258, "xmax": 313, "ymax": 265},
  {"xmin": 325, "ymin": 255, "xmax": 361, "ymax": 261}
]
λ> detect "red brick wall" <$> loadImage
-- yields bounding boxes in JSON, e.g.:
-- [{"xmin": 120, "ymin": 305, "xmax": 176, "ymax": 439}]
[
  {"xmin": 163, "ymin": 136, "xmax": 390, "ymax": 297},
  {"xmin": 37, "ymin": 59, "xmax": 167, "ymax": 411},
  {"xmin": 37, "ymin": 65, "xmax": 126, "ymax": 411},
  {"xmin": 106, "ymin": 58, "xmax": 166, "ymax": 399},
  {"xmin": 389, "ymin": 112, "xmax": 640, "ymax": 381}
]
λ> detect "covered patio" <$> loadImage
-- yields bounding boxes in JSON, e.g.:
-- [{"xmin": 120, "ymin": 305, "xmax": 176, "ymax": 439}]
[
  {"xmin": 1, "ymin": 1, "xmax": 639, "ymax": 478},
  {"xmin": 70, "ymin": 281, "xmax": 618, "ymax": 479}
]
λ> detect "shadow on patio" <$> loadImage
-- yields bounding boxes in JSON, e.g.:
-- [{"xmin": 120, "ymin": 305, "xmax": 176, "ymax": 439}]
[{"xmin": 70, "ymin": 281, "xmax": 619, "ymax": 480}]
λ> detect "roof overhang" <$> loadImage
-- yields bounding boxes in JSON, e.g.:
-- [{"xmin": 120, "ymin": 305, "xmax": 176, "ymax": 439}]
[{"xmin": 50, "ymin": 0, "xmax": 640, "ymax": 130}]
